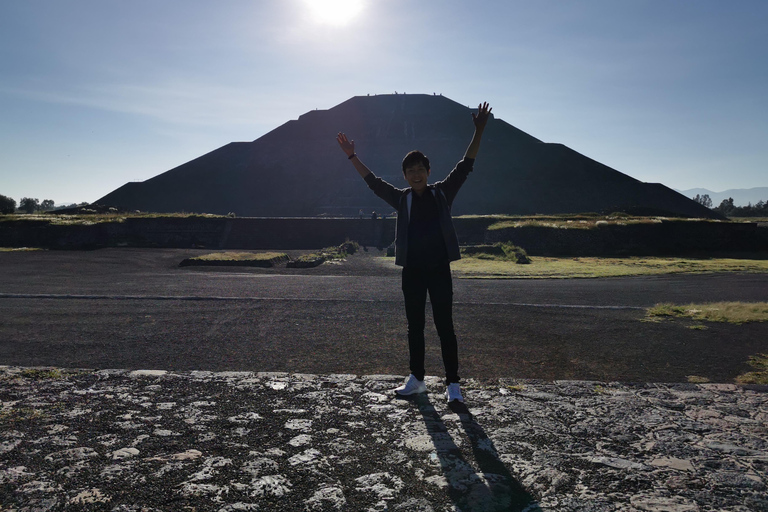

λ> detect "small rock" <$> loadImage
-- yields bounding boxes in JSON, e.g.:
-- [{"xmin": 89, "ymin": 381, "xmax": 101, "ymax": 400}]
[
  {"xmin": 218, "ymin": 504, "xmax": 260, "ymax": 511},
  {"xmin": 706, "ymin": 442, "xmax": 755, "ymax": 456},
  {"xmin": 0, "ymin": 439, "xmax": 22, "ymax": 455},
  {"xmin": 249, "ymin": 475, "xmax": 292, "ymax": 498},
  {"xmin": 288, "ymin": 434, "xmax": 312, "ymax": 447},
  {"xmin": 112, "ymin": 447, "xmax": 140, "ymax": 460},
  {"xmin": 284, "ymin": 419, "xmax": 313, "ymax": 431},
  {"xmin": 649, "ymin": 457, "xmax": 694, "ymax": 472},
  {"xmin": 304, "ymin": 486, "xmax": 347, "ymax": 511},
  {"xmin": 153, "ymin": 429, "xmax": 179, "ymax": 437},
  {"xmin": 709, "ymin": 471, "xmax": 766, "ymax": 490},
  {"xmin": 355, "ymin": 472, "xmax": 405, "ymax": 500},
  {"xmin": 0, "ymin": 466, "xmax": 33, "ymax": 484},
  {"xmin": 288, "ymin": 448, "xmax": 322, "ymax": 466},
  {"xmin": 587, "ymin": 456, "xmax": 646, "ymax": 470},
  {"xmin": 128, "ymin": 370, "xmax": 167, "ymax": 377},
  {"xmin": 68, "ymin": 488, "xmax": 110, "ymax": 505},
  {"xmin": 242, "ymin": 457, "xmax": 279, "ymax": 477},
  {"xmin": 44, "ymin": 447, "xmax": 99, "ymax": 465},
  {"xmin": 167, "ymin": 449, "xmax": 203, "ymax": 461},
  {"xmin": 630, "ymin": 495, "xmax": 699, "ymax": 511}
]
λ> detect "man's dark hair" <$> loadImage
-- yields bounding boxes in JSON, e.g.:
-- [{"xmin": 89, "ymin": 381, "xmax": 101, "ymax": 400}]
[{"xmin": 402, "ymin": 150, "xmax": 430, "ymax": 175}]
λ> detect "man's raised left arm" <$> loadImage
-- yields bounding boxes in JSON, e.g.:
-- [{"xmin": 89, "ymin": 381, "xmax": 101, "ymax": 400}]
[
  {"xmin": 464, "ymin": 102, "xmax": 492, "ymax": 160},
  {"xmin": 439, "ymin": 102, "xmax": 492, "ymax": 203}
]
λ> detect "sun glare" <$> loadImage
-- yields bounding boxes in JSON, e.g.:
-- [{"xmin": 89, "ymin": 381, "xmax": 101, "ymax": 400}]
[{"xmin": 303, "ymin": 0, "xmax": 365, "ymax": 26}]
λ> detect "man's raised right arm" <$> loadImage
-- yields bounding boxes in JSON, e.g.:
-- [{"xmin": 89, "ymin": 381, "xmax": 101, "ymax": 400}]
[
  {"xmin": 336, "ymin": 132, "xmax": 372, "ymax": 179},
  {"xmin": 336, "ymin": 132, "xmax": 403, "ymax": 210}
]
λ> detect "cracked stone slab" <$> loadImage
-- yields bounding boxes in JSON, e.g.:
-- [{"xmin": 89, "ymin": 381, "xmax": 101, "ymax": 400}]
[{"xmin": 1, "ymin": 366, "xmax": 766, "ymax": 511}]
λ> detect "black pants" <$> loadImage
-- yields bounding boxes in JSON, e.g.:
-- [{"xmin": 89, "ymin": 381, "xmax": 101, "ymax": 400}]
[{"xmin": 402, "ymin": 263, "xmax": 459, "ymax": 385}]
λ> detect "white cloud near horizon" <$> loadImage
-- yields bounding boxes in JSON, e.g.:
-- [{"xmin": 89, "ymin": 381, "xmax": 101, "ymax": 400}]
[{"xmin": 0, "ymin": 81, "xmax": 293, "ymax": 130}]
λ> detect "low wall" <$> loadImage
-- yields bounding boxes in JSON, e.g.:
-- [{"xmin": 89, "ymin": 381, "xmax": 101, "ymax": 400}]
[
  {"xmin": 1, "ymin": 217, "xmax": 766, "ymax": 255},
  {"xmin": 0, "ymin": 217, "xmax": 397, "ymax": 250},
  {"xmin": 484, "ymin": 220, "xmax": 768, "ymax": 256}
]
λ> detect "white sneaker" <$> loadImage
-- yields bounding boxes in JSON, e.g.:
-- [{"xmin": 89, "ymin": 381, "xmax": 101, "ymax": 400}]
[
  {"xmin": 446, "ymin": 383, "xmax": 464, "ymax": 402},
  {"xmin": 394, "ymin": 374, "xmax": 427, "ymax": 396}
]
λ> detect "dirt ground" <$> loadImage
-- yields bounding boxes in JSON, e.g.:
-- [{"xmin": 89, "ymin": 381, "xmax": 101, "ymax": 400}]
[{"xmin": 1, "ymin": 248, "xmax": 767, "ymax": 383}]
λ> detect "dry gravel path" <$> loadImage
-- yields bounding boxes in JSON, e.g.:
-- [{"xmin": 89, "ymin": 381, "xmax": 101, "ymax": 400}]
[{"xmin": 1, "ymin": 368, "xmax": 767, "ymax": 511}]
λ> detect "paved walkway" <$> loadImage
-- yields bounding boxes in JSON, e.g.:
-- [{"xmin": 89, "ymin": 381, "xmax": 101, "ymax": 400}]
[{"xmin": 1, "ymin": 367, "xmax": 767, "ymax": 511}]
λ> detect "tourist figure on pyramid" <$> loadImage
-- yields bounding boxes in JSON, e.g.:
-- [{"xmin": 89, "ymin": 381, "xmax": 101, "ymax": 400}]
[{"xmin": 336, "ymin": 101, "xmax": 492, "ymax": 402}]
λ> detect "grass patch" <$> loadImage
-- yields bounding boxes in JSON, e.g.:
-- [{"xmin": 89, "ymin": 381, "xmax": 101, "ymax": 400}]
[
  {"xmin": 20, "ymin": 368, "xmax": 63, "ymax": 380},
  {"xmin": 479, "ymin": 214, "xmax": 735, "ymax": 232},
  {"xmin": 0, "ymin": 212, "xmax": 226, "ymax": 226},
  {"xmin": 0, "ymin": 406, "xmax": 45, "ymax": 423},
  {"xmin": 189, "ymin": 251, "xmax": 287, "ymax": 262},
  {"xmin": 646, "ymin": 302, "xmax": 768, "ymax": 324},
  {"xmin": 735, "ymin": 354, "xmax": 768, "ymax": 385},
  {"xmin": 687, "ymin": 375, "xmax": 711, "ymax": 384},
  {"xmin": 287, "ymin": 241, "xmax": 359, "ymax": 268},
  {"xmin": 487, "ymin": 217, "xmax": 669, "ymax": 231},
  {"xmin": 0, "ymin": 247, "xmax": 43, "ymax": 252},
  {"xmin": 321, "ymin": 240, "xmax": 359, "ymax": 260},
  {"xmin": 461, "ymin": 243, "xmax": 531, "ymax": 264},
  {"xmin": 180, "ymin": 252, "xmax": 288, "ymax": 267},
  {"xmin": 730, "ymin": 217, "xmax": 768, "ymax": 223},
  {"xmin": 451, "ymin": 256, "xmax": 768, "ymax": 279}
]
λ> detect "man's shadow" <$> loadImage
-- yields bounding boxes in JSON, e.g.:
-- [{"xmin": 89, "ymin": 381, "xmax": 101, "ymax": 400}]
[{"xmin": 403, "ymin": 393, "xmax": 539, "ymax": 512}]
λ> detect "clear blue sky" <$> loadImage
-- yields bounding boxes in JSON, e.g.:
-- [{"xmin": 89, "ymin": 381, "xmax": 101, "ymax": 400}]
[{"xmin": 2, "ymin": 0, "xmax": 767, "ymax": 205}]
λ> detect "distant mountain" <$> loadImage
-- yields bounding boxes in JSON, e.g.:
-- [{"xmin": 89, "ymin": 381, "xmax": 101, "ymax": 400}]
[
  {"xmin": 677, "ymin": 187, "xmax": 768, "ymax": 207},
  {"xmin": 97, "ymin": 94, "xmax": 719, "ymax": 219}
]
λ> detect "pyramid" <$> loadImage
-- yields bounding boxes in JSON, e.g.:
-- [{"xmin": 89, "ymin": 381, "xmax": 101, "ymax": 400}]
[{"xmin": 96, "ymin": 94, "xmax": 717, "ymax": 219}]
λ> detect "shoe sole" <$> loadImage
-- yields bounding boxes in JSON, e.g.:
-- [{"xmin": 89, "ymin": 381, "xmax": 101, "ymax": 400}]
[{"xmin": 395, "ymin": 387, "xmax": 427, "ymax": 396}]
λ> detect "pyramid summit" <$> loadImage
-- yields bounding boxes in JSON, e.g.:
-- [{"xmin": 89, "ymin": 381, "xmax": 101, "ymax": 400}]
[{"xmin": 96, "ymin": 94, "xmax": 716, "ymax": 219}]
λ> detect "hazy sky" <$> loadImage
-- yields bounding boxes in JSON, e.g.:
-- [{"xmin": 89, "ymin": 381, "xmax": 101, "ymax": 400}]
[{"xmin": 1, "ymin": 0, "xmax": 767, "ymax": 205}]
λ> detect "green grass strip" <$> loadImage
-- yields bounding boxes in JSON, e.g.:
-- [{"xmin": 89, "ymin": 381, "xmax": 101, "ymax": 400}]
[
  {"xmin": 180, "ymin": 252, "xmax": 288, "ymax": 267},
  {"xmin": 646, "ymin": 302, "xmax": 768, "ymax": 324},
  {"xmin": 452, "ymin": 256, "xmax": 768, "ymax": 279},
  {"xmin": 189, "ymin": 252, "xmax": 286, "ymax": 262},
  {"xmin": 736, "ymin": 354, "xmax": 768, "ymax": 385}
]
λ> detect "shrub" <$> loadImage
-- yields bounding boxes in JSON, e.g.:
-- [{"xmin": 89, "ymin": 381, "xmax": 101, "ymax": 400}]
[
  {"xmin": 461, "ymin": 244, "xmax": 506, "ymax": 258},
  {"xmin": 499, "ymin": 242, "xmax": 532, "ymax": 264},
  {"xmin": 19, "ymin": 197, "xmax": 39, "ymax": 214},
  {"xmin": 0, "ymin": 194, "xmax": 16, "ymax": 214},
  {"xmin": 338, "ymin": 240, "xmax": 359, "ymax": 256},
  {"xmin": 287, "ymin": 241, "xmax": 359, "ymax": 269},
  {"xmin": 461, "ymin": 242, "xmax": 531, "ymax": 264},
  {"xmin": 714, "ymin": 197, "xmax": 768, "ymax": 217}
]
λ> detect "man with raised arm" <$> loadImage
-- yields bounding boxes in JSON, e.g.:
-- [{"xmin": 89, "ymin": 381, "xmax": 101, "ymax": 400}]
[{"xmin": 337, "ymin": 102, "xmax": 492, "ymax": 403}]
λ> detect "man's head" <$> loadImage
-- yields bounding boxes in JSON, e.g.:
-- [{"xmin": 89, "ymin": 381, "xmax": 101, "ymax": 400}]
[{"xmin": 402, "ymin": 150, "xmax": 431, "ymax": 194}]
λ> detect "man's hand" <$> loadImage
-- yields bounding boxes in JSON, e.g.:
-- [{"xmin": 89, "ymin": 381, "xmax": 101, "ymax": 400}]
[
  {"xmin": 464, "ymin": 102, "xmax": 492, "ymax": 160},
  {"xmin": 336, "ymin": 132, "xmax": 356, "ymax": 158},
  {"xmin": 472, "ymin": 102, "xmax": 492, "ymax": 131},
  {"xmin": 337, "ymin": 132, "xmax": 371, "ymax": 179}
]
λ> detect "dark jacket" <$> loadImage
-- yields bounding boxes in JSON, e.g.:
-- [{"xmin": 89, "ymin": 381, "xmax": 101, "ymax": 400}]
[{"xmin": 364, "ymin": 158, "xmax": 474, "ymax": 267}]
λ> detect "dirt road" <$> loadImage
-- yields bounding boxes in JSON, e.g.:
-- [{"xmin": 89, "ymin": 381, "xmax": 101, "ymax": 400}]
[{"xmin": 1, "ymin": 248, "xmax": 766, "ymax": 382}]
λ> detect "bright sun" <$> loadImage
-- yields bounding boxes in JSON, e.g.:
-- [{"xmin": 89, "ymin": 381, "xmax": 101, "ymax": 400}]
[{"xmin": 303, "ymin": 0, "xmax": 364, "ymax": 26}]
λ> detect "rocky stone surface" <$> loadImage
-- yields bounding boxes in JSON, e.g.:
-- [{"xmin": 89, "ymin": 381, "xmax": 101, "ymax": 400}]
[{"xmin": 1, "ymin": 367, "xmax": 766, "ymax": 511}]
